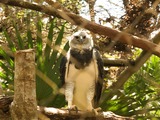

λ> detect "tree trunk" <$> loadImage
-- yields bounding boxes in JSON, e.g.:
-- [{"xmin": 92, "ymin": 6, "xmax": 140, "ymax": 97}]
[{"xmin": 10, "ymin": 49, "xmax": 37, "ymax": 120}]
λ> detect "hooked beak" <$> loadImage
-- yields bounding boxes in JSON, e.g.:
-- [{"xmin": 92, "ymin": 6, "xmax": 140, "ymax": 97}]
[{"xmin": 79, "ymin": 36, "xmax": 84, "ymax": 44}]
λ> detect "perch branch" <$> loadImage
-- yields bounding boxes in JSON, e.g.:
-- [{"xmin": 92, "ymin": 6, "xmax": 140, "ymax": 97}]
[
  {"xmin": 0, "ymin": 0, "xmax": 160, "ymax": 57},
  {"xmin": 0, "ymin": 97, "xmax": 134, "ymax": 120},
  {"xmin": 38, "ymin": 106, "xmax": 134, "ymax": 120}
]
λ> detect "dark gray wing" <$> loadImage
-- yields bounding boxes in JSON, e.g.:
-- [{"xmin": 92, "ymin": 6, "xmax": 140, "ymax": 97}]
[
  {"xmin": 93, "ymin": 48, "xmax": 104, "ymax": 107},
  {"xmin": 60, "ymin": 56, "xmax": 67, "ymax": 86}
]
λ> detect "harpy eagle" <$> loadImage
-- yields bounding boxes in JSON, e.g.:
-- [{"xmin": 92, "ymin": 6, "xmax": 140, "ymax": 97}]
[{"xmin": 60, "ymin": 31, "xmax": 104, "ymax": 111}]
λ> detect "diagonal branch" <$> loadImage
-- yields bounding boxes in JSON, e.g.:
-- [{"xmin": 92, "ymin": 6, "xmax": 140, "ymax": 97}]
[
  {"xmin": 0, "ymin": 0, "xmax": 160, "ymax": 57},
  {"xmin": 114, "ymin": 32, "xmax": 160, "ymax": 88},
  {"xmin": 101, "ymin": 32, "xmax": 160, "ymax": 103}
]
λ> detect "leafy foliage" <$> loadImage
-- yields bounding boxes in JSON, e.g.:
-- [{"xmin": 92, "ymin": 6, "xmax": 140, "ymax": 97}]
[
  {"xmin": 0, "ymin": 20, "xmax": 69, "ymax": 107},
  {"xmin": 101, "ymin": 55, "xmax": 160, "ymax": 119}
]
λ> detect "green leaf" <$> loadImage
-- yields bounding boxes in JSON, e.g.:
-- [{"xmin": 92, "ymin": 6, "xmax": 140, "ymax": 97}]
[
  {"xmin": 44, "ymin": 19, "xmax": 55, "ymax": 58},
  {"xmin": 43, "ymin": 20, "xmax": 55, "ymax": 74},
  {"xmin": 14, "ymin": 24, "xmax": 24, "ymax": 49},
  {"xmin": 47, "ymin": 24, "xmax": 67, "ymax": 86},
  {"xmin": 55, "ymin": 23, "xmax": 66, "ymax": 45},
  {"xmin": 36, "ymin": 21, "xmax": 43, "ymax": 57},
  {"xmin": 0, "ymin": 61, "xmax": 12, "ymax": 75},
  {"xmin": 0, "ymin": 47, "xmax": 14, "ymax": 69},
  {"xmin": 36, "ymin": 20, "xmax": 43, "ymax": 71},
  {"xmin": 27, "ymin": 29, "xmax": 33, "ymax": 48},
  {"xmin": 49, "ymin": 23, "xmax": 66, "ymax": 63},
  {"xmin": 0, "ymin": 72, "xmax": 8, "ymax": 81},
  {"xmin": 3, "ymin": 30, "xmax": 16, "ymax": 52}
]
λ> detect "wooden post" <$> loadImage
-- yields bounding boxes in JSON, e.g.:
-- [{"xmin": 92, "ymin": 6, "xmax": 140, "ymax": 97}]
[{"xmin": 10, "ymin": 49, "xmax": 37, "ymax": 120}]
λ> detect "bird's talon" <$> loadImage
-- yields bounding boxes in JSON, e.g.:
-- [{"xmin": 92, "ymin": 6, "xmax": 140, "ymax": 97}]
[
  {"xmin": 75, "ymin": 106, "xmax": 78, "ymax": 113},
  {"xmin": 92, "ymin": 107, "xmax": 102, "ymax": 115},
  {"xmin": 92, "ymin": 109, "xmax": 98, "ymax": 115},
  {"xmin": 67, "ymin": 105, "xmax": 78, "ymax": 114},
  {"xmin": 95, "ymin": 107, "xmax": 102, "ymax": 112}
]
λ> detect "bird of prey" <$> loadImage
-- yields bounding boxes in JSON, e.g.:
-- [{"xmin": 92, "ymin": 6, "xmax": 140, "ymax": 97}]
[{"xmin": 60, "ymin": 31, "xmax": 104, "ymax": 112}]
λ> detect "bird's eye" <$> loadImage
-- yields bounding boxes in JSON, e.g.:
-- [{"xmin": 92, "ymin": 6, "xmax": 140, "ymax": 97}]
[
  {"xmin": 75, "ymin": 36, "xmax": 79, "ymax": 39},
  {"xmin": 83, "ymin": 36, "xmax": 86, "ymax": 39}
]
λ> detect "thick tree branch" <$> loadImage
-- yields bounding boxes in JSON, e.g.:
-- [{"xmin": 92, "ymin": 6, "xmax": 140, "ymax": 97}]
[
  {"xmin": 102, "ymin": 32, "xmax": 160, "ymax": 102},
  {"xmin": 103, "ymin": 58, "xmax": 135, "ymax": 67},
  {"xmin": 38, "ymin": 106, "xmax": 134, "ymax": 120},
  {"xmin": 114, "ymin": 32, "xmax": 160, "ymax": 88},
  {"xmin": 0, "ymin": 97, "xmax": 134, "ymax": 120},
  {"xmin": 0, "ymin": 0, "xmax": 160, "ymax": 57}
]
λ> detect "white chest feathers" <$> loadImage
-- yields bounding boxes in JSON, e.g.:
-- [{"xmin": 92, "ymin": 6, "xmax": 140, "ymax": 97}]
[{"xmin": 65, "ymin": 60, "xmax": 98, "ymax": 110}]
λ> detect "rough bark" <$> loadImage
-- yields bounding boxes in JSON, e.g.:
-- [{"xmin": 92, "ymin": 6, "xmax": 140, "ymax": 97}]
[
  {"xmin": 0, "ymin": 96, "xmax": 13, "ymax": 120},
  {"xmin": 10, "ymin": 49, "xmax": 37, "ymax": 120},
  {"xmin": 0, "ymin": 0, "xmax": 160, "ymax": 57}
]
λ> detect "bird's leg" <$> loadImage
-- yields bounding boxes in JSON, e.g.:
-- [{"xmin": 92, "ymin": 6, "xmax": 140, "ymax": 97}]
[
  {"xmin": 65, "ymin": 82, "xmax": 74, "ymax": 108},
  {"xmin": 91, "ymin": 107, "xmax": 102, "ymax": 115},
  {"xmin": 86, "ymin": 85, "xmax": 95, "ymax": 111},
  {"xmin": 86, "ymin": 85, "xmax": 100, "ymax": 115},
  {"xmin": 65, "ymin": 82, "xmax": 78, "ymax": 113}
]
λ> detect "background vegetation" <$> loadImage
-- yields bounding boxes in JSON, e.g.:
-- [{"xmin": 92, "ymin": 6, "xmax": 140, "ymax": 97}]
[{"xmin": 0, "ymin": 0, "xmax": 160, "ymax": 119}]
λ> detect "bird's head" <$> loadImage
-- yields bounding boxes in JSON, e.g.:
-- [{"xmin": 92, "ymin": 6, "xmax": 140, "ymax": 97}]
[{"xmin": 69, "ymin": 31, "xmax": 93, "ymax": 50}]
